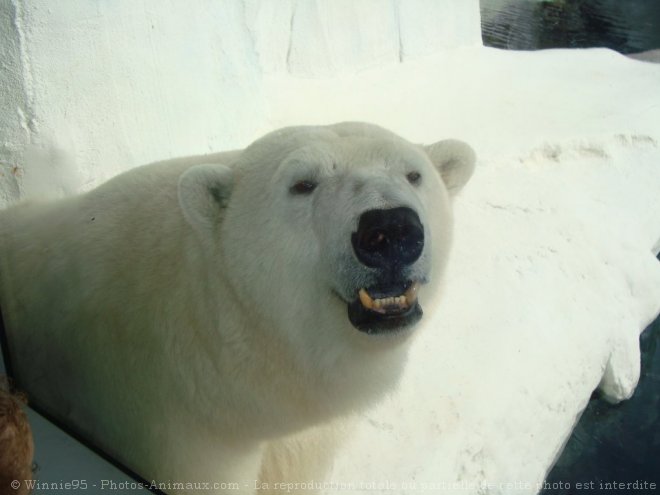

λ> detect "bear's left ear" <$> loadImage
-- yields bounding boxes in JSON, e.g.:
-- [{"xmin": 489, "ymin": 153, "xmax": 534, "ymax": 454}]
[
  {"xmin": 178, "ymin": 164, "xmax": 234, "ymax": 232},
  {"xmin": 425, "ymin": 139, "xmax": 476, "ymax": 196}
]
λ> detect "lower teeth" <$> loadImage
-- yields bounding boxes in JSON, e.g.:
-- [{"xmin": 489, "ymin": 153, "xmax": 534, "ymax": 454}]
[{"xmin": 358, "ymin": 282, "xmax": 420, "ymax": 312}]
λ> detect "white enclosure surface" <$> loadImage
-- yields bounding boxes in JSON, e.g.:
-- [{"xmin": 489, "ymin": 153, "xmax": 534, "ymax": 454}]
[{"xmin": 0, "ymin": 2, "xmax": 659, "ymax": 494}]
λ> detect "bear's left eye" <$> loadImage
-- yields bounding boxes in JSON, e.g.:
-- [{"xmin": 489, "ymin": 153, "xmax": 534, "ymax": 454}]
[
  {"xmin": 290, "ymin": 180, "xmax": 318, "ymax": 195},
  {"xmin": 406, "ymin": 171, "xmax": 422, "ymax": 185}
]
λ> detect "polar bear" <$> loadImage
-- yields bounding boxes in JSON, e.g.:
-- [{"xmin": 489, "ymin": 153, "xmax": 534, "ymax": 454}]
[{"xmin": 0, "ymin": 122, "xmax": 475, "ymax": 493}]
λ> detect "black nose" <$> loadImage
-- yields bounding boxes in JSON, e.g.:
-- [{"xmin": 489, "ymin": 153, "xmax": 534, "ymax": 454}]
[{"xmin": 352, "ymin": 207, "xmax": 424, "ymax": 269}]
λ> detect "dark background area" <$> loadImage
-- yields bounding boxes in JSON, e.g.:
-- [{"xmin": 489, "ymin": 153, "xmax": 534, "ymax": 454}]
[{"xmin": 481, "ymin": 0, "xmax": 660, "ymax": 54}]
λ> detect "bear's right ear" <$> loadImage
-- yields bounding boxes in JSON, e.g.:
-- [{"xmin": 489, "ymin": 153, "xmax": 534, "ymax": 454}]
[{"xmin": 178, "ymin": 164, "xmax": 234, "ymax": 231}]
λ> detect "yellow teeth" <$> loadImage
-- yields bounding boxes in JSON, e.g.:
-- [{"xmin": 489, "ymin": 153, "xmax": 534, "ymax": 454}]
[
  {"xmin": 404, "ymin": 281, "xmax": 420, "ymax": 304},
  {"xmin": 358, "ymin": 281, "xmax": 420, "ymax": 313},
  {"xmin": 359, "ymin": 288, "xmax": 377, "ymax": 311}
]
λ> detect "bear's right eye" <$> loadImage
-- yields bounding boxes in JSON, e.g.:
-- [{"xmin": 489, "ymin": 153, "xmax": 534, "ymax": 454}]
[{"xmin": 290, "ymin": 180, "xmax": 318, "ymax": 195}]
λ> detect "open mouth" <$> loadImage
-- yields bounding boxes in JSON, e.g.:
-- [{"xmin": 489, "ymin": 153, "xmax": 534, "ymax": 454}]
[{"xmin": 347, "ymin": 281, "xmax": 423, "ymax": 334}]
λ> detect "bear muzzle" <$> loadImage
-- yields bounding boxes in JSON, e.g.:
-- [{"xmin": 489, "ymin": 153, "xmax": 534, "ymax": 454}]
[{"xmin": 347, "ymin": 207, "xmax": 426, "ymax": 334}]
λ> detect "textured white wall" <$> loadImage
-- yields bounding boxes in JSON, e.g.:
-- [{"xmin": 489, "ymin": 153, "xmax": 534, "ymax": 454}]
[
  {"xmin": 0, "ymin": 1, "xmax": 27, "ymax": 205},
  {"xmin": 0, "ymin": 0, "xmax": 482, "ymax": 207}
]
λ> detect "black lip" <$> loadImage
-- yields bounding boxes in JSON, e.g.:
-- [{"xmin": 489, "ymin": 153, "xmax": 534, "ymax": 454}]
[
  {"xmin": 347, "ymin": 297, "xmax": 423, "ymax": 335},
  {"xmin": 362, "ymin": 280, "xmax": 410, "ymax": 300}
]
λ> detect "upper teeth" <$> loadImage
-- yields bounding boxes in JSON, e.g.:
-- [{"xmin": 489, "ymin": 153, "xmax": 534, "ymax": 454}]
[{"xmin": 358, "ymin": 282, "xmax": 420, "ymax": 314}]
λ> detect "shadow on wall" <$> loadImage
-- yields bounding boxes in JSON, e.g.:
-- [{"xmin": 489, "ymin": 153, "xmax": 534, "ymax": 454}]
[{"xmin": 480, "ymin": 0, "xmax": 660, "ymax": 54}]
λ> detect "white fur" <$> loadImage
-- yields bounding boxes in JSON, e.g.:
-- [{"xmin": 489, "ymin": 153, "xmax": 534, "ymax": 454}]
[{"xmin": 0, "ymin": 123, "xmax": 474, "ymax": 493}]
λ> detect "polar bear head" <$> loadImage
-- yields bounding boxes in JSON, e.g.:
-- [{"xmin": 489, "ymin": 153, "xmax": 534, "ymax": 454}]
[{"xmin": 178, "ymin": 123, "xmax": 474, "ymax": 409}]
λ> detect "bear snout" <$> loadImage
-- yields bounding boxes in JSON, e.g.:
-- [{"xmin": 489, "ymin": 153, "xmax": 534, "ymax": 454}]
[{"xmin": 351, "ymin": 207, "xmax": 424, "ymax": 270}]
